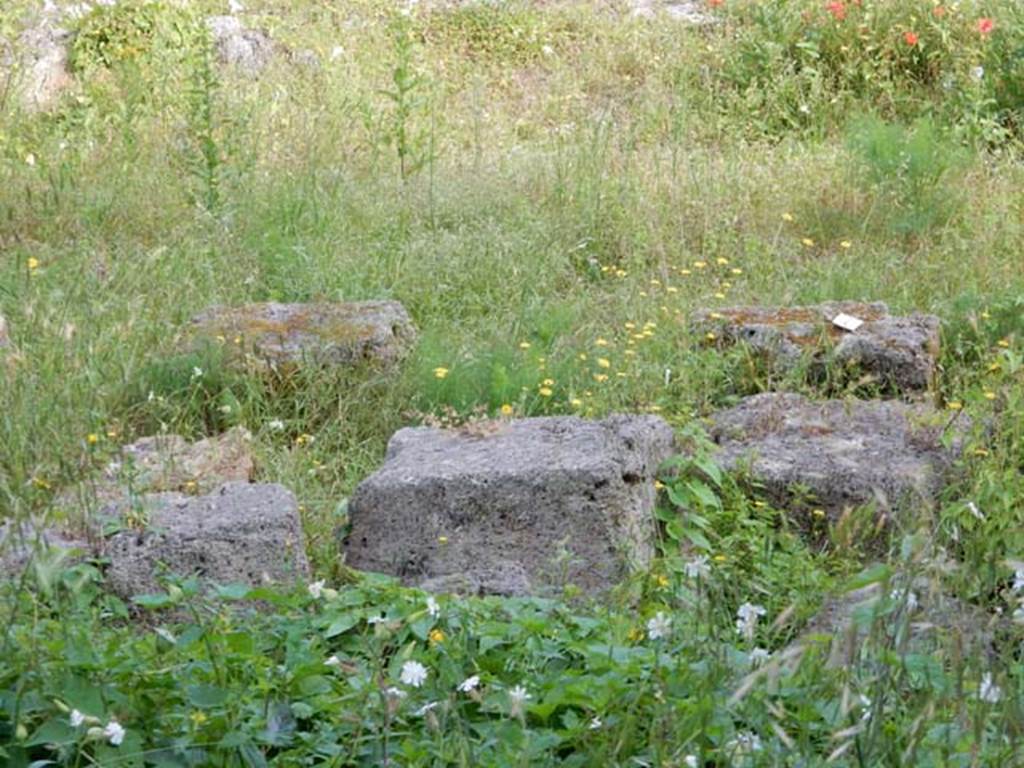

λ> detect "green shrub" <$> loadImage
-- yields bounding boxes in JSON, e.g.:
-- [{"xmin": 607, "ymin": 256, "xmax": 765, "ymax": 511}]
[{"xmin": 845, "ymin": 115, "xmax": 970, "ymax": 237}]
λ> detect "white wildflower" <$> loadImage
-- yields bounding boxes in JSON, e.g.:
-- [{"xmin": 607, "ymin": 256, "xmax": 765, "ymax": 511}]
[
  {"xmin": 400, "ymin": 660, "xmax": 428, "ymax": 688},
  {"xmin": 890, "ymin": 588, "xmax": 918, "ymax": 612},
  {"xmin": 646, "ymin": 611, "xmax": 672, "ymax": 641},
  {"xmin": 458, "ymin": 675, "xmax": 480, "ymax": 693},
  {"xmin": 749, "ymin": 647, "xmax": 771, "ymax": 667},
  {"xmin": 979, "ymin": 673, "xmax": 1002, "ymax": 703},
  {"xmin": 25, "ymin": 153, "xmax": 36, "ymax": 167},
  {"xmin": 684, "ymin": 756, "xmax": 698, "ymax": 768},
  {"xmin": 589, "ymin": 716, "xmax": 602, "ymax": 730},
  {"xmin": 330, "ymin": 45, "xmax": 345, "ymax": 61},
  {"xmin": 971, "ymin": 65, "xmax": 985, "ymax": 81},
  {"xmin": 414, "ymin": 701, "xmax": 439, "ymax": 717},
  {"xmin": 267, "ymin": 419, "xmax": 285, "ymax": 431},
  {"xmin": 1012, "ymin": 569, "xmax": 1024, "ymax": 592},
  {"xmin": 70, "ymin": 709, "xmax": 86, "ymax": 727},
  {"xmin": 727, "ymin": 730, "xmax": 762, "ymax": 754},
  {"xmin": 508, "ymin": 684, "xmax": 531, "ymax": 718},
  {"xmin": 858, "ymin": 694, "xmax": 872, "ymax": 722},
  {"xmin": 325, "ymin": 655, "xmax": 342, "ymax": 668},
  {"xmin": 190, "ymin": 366, "xmax": 203, "ymax": 380},
  {"xmin": 735, "ymin": 602, "xmax": 767, "ymax": 641},
  {"xmin": 307, "ymin": 580, "xmax": 325, "ymax": 599},
  {"xmin": 384, "ymin": 686, "xmax": 407, "ymax": 700},
  {"xmin": 685, "ymin": 555, "xmax": 710, "ymax": 580},
  {"xmin": 967, "ymin": 501, "xmax": 984, "ymax": 521},
  {"xmin": 103, "ymin": 720, "xmax": 125, "ymax": 746},
  {"xmin": 426, "ymin": 596, "xmax": 440, "ymax": 619},
  {"xmin": 228, "ymin": 0, "xmax": 245, "ymax": 12}
]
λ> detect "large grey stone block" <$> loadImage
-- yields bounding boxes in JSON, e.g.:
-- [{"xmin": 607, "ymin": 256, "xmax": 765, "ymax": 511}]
[
  {"xmin": 692, "ymin": 302, "xmax": 940, "ymax": 392},
  {"xmin": 710, "ymin": 393, "xmax": 967, "ymax": 521},
  {"xmin": 345, "ymin": 415, "xmax": 677, "ymax": 596},
  {"xmin": 104, "ymin": 482, "xmax": 310, "ymax": 598},
  {"xmin": 189, "ymin": 301, "xmax": 416, "ymax": 371}
]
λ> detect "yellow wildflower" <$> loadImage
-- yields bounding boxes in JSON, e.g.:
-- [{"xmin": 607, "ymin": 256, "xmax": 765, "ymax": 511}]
[
  {"xmin": 597, "ymin": 358, "xmax": 611, "ymax": 369},
  {"xmin": 947, "ymin": 401, "xmax": 963, "ymax": 411},
  {"xmin": 716, "ymin": 257, "xmax": 729, "ymax": 266},
  {"xmin": 538, "ymin": 386, "xmax": 553, "ymax": 397},
  {"xmin": 693, "ymin": 261, "xmax": 707, "ymax": 269},
  {"xmin": 86, "ymin": 433, "xmax": 100, "ymax": 445},
  {"xmin": 984, "ymin": 391, "xmax": 996, "ymax": 401},
  {"xmin": 782, "ymin": 212, "xmax": 794, "ymax": 222},
  {"xmin": 595, "ymin": 338, "xmax": 610, "ymax": 347},
  {"xmin": 840, "ymin": 241, "xmax": 852, "ymax": 249},
  {"xmin": 500, "ymin": 404, "xmax": 514, "ymax": 416},
  {"xmin": 801, "ymin": 238, "xmax": 815, "ymax": 247},
  {"xmin": 593, "ymin": 373, "xmax": 609, "ymax": 383},
  {"xmin": 433, "ymin": 367, "xmax": 449, "ymax": 379},
  {"xmin": 429, "ymin": 628, "xmax": 446, "ymax": 644}
]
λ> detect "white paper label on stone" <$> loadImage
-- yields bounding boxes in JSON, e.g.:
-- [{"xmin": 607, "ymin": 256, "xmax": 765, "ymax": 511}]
[{"xmin": 832, "ymin": 313, "xmax": 864, "ymax": 332}]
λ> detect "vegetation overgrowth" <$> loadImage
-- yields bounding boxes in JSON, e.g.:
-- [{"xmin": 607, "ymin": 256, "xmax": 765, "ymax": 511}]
[{"xmin": 1, "ymin": 0, "xmax": 1023, "ymax": 764}]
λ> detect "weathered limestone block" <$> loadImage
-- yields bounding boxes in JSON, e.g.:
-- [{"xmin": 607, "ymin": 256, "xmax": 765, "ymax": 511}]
[
  {"xmin": 802, "ymin": 574, "xmax": 996, "ymax": 667},
  {"xmin": 59, "ymin": 427, "xmax": 255, "ymax": 516},
  {"xmin": 692, "ymin": 302, "xmax": 940, "ymax": 392},
  {"xmin": 345, "ymin": 415, "xmax": 677, "ymax": 596},
  {"xmin": 104, "ymin": 482, "xmax": 310, "ymax": 598},
  {"xmin": 189, "ymin": 301, "xmax": 416, "ymax": 370},
  {"xmin": 710, "ymin": 393, "xmax": 966, "ymax": 520}
]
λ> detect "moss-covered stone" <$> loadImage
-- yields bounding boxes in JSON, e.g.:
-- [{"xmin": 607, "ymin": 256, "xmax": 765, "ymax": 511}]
[{"xmin": 187, "ymin": 301, "xmax": 417, "ymax": 372}]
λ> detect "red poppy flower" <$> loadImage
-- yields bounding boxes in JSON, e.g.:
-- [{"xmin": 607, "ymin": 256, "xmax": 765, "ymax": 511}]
[
  {"xmin": 903, "ymin": 31, "xmax": 919, "ymax": 46},
  {"xmin": 977, "ymin": 18, "xmax": 995, "ymax": 35},
  {"xmin": 707, "ymin": 0, "xmax": 724, "ymax": 7},
  {"xmin": 826, "ymin": 1, "xmax": 846, "ymax": 21}
]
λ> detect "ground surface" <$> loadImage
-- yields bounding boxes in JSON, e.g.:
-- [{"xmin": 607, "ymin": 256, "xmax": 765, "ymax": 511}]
[{"xmin": 2, "ymin": 0, "xmax": 1024, "ymax": 765}]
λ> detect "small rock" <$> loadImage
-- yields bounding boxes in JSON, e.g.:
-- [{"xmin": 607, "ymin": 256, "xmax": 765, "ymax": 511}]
[
  {"xmin": 10, "ymin": 13, "xmax": 73, "ymax": 112},
  {"xmin": 692, "ymin": 302, "xmax": 940, "ymax": 392},
  {"xmin": 189, "ymin": 301, "xmax": 417, "ymax": 371},
  {"xmin": 104, "ymin": 482, "xmax": 310, "ymax": 598},
  {"xmin": 206, "ymin": 15, "xmax": 275, "ymax": 74},
  {"xmin": 345, "ymin": 414, "xmax": 677, "ymax": 597},
  {"xmin": 631, "ymin": 0, "xmax": 718, "ymax": 25},
  {"xmin": 0, "ymin": 519, "xmax": 90, "ymax": 579},
  {"xmin": 710, "ymin": 393, "xmax": 967, "ymax": 522},
  {"xmin": 803, "ymin": 575, "xmax": 995, "ymax": 667}
]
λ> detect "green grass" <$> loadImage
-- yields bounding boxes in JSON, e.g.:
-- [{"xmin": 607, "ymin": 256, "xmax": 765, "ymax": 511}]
[{"xmin": 2, "ymin": 0, "xmax": 1024, "ymax": 764}]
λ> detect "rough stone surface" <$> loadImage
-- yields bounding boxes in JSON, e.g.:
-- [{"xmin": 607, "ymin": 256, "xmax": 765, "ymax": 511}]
[
  {"xmin": 710, "ymin": 393, "xmax": 967, "ymax": 521},
  {"xmin": 189, "ymin": 301, "xmax": 417, "ymax": 371},
  {"xmin": 104, "ymin": 482, "xmax": 310, "ymax": 598},
  {"xmin": 7, "ymin": 12, "xmax": 73, "ymax": 112},
  {"xmin": 345, "ymin": 415, "xmax": 677, "ymax": 596},
  {"xmin": 631, "ymin": 1, "xmax": 718, "ymax": 24},
  {"xmin": 802, "ymin": 576, "xmax": 995, "ymax": 667},
  {"xmin": 692, "ymin": 302, "xmax": 941, "ymax": 392},
  {"xmin": 206, "ymin": 15, "xmax": 276, "ymax": 74},
  {"xmin": 60, "ymin": 427, "xmax": 255, "ymax": 516},
  {"xmin": 0, "ymin": 519, "xmax": 89, "ymax": 578}
]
